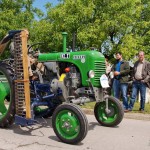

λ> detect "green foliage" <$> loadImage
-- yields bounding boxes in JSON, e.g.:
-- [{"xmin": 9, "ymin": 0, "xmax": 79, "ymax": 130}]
[
  {"xmin": 0, "ymin": 0, "xmax": 35, "ymax": 33},
  {"xmin": 0, "ymin": 0, "xmax": 43, "ymax": 58},
  {"xmin": 0, "ymin": 0, "xmax": 150, "ymax": 61}
]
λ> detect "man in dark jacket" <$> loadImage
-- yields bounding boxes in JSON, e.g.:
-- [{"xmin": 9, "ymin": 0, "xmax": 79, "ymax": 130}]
[
  {"xmin": 129, "ymin": 51, "xmax": 150, "ymax": 112},
  {"xmin": 112, "ymin": 52, "xmax": 130, "ymax": 111}
]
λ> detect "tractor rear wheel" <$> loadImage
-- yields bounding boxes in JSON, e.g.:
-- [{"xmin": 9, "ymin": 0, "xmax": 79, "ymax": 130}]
[
  {"xmin": 52, "ymin": 103, "xmax": 88, "ymax": 144},
  {"xmin": 94, "ymin": 96, "xmax": 124, "ymax": 127},
  {"xmin": 0, "ymin": 62, "xmax": 15, "ymax": 127}
]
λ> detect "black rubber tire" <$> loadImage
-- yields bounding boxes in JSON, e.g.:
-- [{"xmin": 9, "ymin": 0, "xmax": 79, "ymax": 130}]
[
  {"xmin": 94, "ymin": 96, "xmax": 124, "ymax": 127},
  {"xmin": 52, "ymin": 103, "xmax": 88, "ymax": 144},
  {"xmin": 0, "ymin": 62, "xmax": 15, "ymax": 127}
]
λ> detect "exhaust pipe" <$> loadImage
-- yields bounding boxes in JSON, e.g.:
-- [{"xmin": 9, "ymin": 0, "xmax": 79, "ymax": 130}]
[
  {"xmin": 62, "ymin": 32, "xmax": 67, "ymax": 52},
  {"xmin": 70, "ymin": 97, "xmax": 95, "ymax": 104}
]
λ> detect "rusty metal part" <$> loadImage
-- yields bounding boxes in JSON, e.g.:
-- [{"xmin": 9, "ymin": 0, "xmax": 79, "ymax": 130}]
[
  {"xmin": 13, "ymin": 31, "xmax": 31, "ymax": 118},
  {"xmin": 13, "ymin": 32, "xmax": 25, "ymax": 116}
]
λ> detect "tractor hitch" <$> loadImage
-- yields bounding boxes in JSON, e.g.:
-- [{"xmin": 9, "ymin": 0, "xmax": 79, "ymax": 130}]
[{"xmin": 15, "ymin": 115, "xmax": 38, "ymax": 126}]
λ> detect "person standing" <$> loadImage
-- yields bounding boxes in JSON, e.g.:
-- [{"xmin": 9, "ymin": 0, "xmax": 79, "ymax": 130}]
[
  {"xmin": 112, "ymin": 52, "xmax": 130, "ymax": 111},
  {"xmin": 129, "ymin": 51, "xmax": 150, "ymax": 112}
]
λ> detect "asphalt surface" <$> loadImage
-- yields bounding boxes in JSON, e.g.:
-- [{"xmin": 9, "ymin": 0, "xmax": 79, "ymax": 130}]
[{"xmin": 0, "ymin": 114, "xmax": 150, "ymax": 150}]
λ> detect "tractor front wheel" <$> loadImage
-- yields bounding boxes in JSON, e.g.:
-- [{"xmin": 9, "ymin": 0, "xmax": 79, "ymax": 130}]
[
  {"xmin": 94, "ymin": 96, "xmax": 124, "ymax": 127},
  {"xmin": 52, "ymin": 103, "xmax": 88, "ymax": 144}
]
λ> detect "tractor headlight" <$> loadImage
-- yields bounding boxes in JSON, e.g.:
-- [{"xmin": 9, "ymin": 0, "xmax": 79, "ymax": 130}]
[{"xmin": 88, "ymin": 70, "xmax": 95, "ymax": 78}]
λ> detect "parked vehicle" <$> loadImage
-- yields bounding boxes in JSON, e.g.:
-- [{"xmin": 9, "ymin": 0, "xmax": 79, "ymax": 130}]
[{"xmin": 0, "ymin": 30, "xmax": 124, "ymax": 144}]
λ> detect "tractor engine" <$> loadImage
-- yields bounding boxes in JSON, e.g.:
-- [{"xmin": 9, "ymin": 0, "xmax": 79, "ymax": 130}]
[
  {"xmin": 50, "ymin": 64, "xmax": 81, "ymax": 101},
  {"xmin": 64, "ymin": 65, "xmax": 81, "ymax": 90}
]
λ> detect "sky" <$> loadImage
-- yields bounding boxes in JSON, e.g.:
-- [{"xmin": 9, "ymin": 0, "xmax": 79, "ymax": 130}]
[{"xmin": 33, "ymin": 0, "xmax": 60, "ymax": 12}]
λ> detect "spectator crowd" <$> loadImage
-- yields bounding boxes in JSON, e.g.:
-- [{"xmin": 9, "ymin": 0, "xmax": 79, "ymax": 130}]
[{"xmin": 106, "ymin": 51, "xmax": 150, "ymax": 112}]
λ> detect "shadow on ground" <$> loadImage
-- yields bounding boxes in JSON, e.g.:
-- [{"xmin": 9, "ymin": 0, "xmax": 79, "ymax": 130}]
[{"xmin": 7, "ymin": 117, "xmax": 53, "ymax": 136}]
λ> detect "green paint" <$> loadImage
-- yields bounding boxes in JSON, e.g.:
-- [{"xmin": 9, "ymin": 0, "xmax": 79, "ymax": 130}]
[
  {"xmin": 97, "ymin": 101, "xmax": 118, "ymax": 123},
  {"xmin": 55, "ymin": 110, "xmax": 80, "ymax": 140},
  {"xmin": 38, "ymin": 51, "xmax": 105, "ymax": 87},
  {"xmin": 62, "ymin": 32, "xmax": 67, "ymax": 52},
  {"xmin": 0, "ymin": 82, "xmax": 10, "ymax": 119}
]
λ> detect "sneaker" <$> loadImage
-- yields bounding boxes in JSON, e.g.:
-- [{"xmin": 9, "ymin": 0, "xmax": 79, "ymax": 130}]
[
  {"xmin": 128, "ymin": 109, "xmax": 132, "ymax": 112},
  {"xmin": 124, "ymin": 109, "xmax": 129, "ymax": 113}
]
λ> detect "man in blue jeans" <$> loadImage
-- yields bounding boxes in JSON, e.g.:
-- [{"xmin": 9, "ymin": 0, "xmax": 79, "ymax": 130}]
[
  {"xmin": 129, "ymin": 51, "xmax": 150, "ymax": 112},
  {"xmin": 112, "ymin": 52, "xmax": 130, "ymax": 112}
]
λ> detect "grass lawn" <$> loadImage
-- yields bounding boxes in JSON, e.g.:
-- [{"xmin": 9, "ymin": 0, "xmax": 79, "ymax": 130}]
[{"xmin": 81, "ymin": 101, "xmax": 150, "ymax": 114}]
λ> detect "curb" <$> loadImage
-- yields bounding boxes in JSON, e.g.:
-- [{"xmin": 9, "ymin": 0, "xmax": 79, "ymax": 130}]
[{"xmin": 82, "ymin": 108, "xmax": 150, "ymax": 121}]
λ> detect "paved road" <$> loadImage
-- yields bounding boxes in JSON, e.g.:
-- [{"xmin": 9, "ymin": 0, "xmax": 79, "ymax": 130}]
[{"xmin": 0, "ymin": 115, "xmax": 150, "ymax": 150}]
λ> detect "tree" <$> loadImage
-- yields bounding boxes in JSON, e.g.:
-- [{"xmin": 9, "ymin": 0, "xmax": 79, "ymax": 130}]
[
  {"xmin": 36, "ymin": 0, "xmax": 144, "ymax": 60},
  {"xmin": 0, "ymin": 0, "xmax": 42, "ymax": 58},
  {"xmin": 1, "ymin": 0, "xmax": 149, "ymax": 61}
]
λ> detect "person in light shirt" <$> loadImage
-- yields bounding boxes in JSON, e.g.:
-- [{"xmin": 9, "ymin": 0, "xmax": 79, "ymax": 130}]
[{"xmin": 128, "ymin": 51, "xmax": 150, "ymax": 112}]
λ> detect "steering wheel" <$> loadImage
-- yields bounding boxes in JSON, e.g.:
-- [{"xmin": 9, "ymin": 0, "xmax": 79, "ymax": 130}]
[{"xmin": 28, "ymin": 42, "xmax": 44, "ymax": 54}]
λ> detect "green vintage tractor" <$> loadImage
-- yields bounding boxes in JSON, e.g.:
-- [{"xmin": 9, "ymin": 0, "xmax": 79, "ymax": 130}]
[{"xmin": 0, "ymin": 30, "xmax": 124, "ymax": 144}]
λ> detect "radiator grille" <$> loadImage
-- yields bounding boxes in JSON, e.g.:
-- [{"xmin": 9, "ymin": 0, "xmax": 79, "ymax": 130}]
[{"xmin": 94, "ymin": 61, "xmax": 106, "ymax": 86}]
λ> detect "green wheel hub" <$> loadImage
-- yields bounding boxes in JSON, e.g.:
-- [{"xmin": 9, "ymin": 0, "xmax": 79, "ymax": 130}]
[
  {"xmin": 55, "ymin": 110, "xmax": 80, "ymax": 140},
  {"xmin": 97, "ymin": 101, "xmax": 118, "ymax": 123}
]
